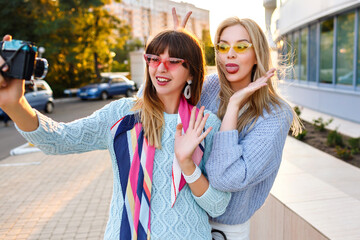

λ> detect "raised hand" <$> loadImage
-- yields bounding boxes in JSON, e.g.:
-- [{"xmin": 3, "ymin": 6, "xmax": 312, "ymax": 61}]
[
  {"xmin": 174, "ymin": 106, "xmax": 212, "ymax": 171},
  {"xmin": 172, "ymin": 7, "xmax": 192, "ymax": 30},
  {"xmin": 230, "ymin": 68, "xmax": 276, "ymax": 109}
]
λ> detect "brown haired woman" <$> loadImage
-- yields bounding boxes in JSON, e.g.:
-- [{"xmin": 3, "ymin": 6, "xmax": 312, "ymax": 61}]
[
  {"xmin": 173, "ymin": 9, "xmax": 302, "ymax": 240},
  {"xmin": 0, "ymin": 30, "xmax": 230, "ymax": 239}
]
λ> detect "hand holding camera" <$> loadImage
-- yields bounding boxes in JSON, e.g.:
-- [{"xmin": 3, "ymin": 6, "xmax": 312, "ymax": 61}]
[{"xmin": 0, "ymin": 35, "xmax": 45, "ymax": 131}]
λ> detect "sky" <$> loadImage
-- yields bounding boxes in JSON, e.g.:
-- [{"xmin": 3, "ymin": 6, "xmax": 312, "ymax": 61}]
[{"xmin": 172, "ymin": 0, "xmax": 266, "ymax": 41}]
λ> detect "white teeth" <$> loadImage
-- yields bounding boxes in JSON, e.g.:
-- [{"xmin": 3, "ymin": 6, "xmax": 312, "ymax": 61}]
[{"xmin": 157, "ymin": 77, "xmax": 170, "ymax": 82}]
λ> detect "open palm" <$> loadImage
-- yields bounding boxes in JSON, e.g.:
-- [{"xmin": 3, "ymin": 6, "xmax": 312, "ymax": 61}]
[
  {"xmin": 231, "ymin": 68, "xmax": 275, "ymax": 107},
  {"xmin": 174, "ymin": 106, "xmax": 212, "ymax": 166}
]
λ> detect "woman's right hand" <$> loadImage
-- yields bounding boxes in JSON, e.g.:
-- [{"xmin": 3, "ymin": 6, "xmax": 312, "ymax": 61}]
[{"xmin": 0, "ymin": 35, "xmax": 25, "ymax": 110}]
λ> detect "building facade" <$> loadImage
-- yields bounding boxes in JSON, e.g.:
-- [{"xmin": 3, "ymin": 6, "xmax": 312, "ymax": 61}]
[
  {"xmin": 265, "ymin": 0, "xmax": 360, "ymax": 123},
  {"xmin": 105, "ymin": 0, "xmax": 210, "ymax": 43}
]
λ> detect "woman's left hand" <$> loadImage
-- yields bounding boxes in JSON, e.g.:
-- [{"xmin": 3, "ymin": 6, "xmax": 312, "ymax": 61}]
[
  {"xmin": 229, "ymin": 68, "xmax": 276, "ymax": 109},
  {"xmin": 174, "ymin": 106, "xmax": 212, "ymax": 171}
]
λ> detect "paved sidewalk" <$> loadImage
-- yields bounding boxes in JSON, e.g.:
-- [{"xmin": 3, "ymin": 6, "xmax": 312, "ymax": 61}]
[{"xmin": 0, "ymin": 151, "xmax": 113, "ymax": 240}]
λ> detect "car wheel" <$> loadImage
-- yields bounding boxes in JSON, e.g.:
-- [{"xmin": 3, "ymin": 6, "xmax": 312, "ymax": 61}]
[
  {"xmin": 126, "ymin": 89, "xmax": 134, "ymax": 97},
  {"xmin": 45, "ymin": 102, "xmax": 54, "ymax": 113},
  {"xmin": 100, "ymin": 91, "xmax": 108, "ymax": 100}
]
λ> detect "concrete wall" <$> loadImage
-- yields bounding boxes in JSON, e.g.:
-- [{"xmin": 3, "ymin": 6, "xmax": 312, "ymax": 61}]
[
  {"xmin": 278, "ymin": 81, "xmax": 360, "ymax": 124},
  {"xmin": 275, "ymin": 0, "xmax": 359, "ymax": 36},
  {"xmin": 250, "ymin": 194, "xmax": 328, "ymax": 240},
  {"xmin": 129, "ymin": 50, "xmax": 146, "ymax": 88}
]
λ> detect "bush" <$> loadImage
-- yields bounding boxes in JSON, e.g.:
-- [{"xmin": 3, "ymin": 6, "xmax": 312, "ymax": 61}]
[
  {"xmin": 335, "ymin": 146, "xmax": 353, "ymax": 160},
  {"xmin": 312, "ymin": 117, "xmax": 333, "ymax": 132},
  {"xmin": 327, "ymin": 130, "xmax": 344, "ymax": 147},
  {"xmin": 295, "ymin": 129, "xmax": 307, "ymax": 140},
  {"xmin": 293, "ymin": 106, "xmax": 301, "ymax": 117},
  {"xmin": 348, "ymin": 137, "xmax": 360, "ymax": 154}
]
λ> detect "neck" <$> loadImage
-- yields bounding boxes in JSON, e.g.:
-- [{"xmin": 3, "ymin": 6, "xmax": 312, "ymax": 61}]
[
  {"xmin": 229, "ymin": 74, "xmax": 252, "ymax": 92},
  {"xmin": 159, "ymin": 94, "xmax": 181, "ymax": 114}
]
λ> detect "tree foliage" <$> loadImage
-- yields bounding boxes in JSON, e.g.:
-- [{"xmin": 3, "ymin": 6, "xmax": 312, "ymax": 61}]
[
  {"xmin": 201, "ymin": 29, "xmax": 215, "ymax": 66},
  {"xmin": 0, "ymin": 0, "xmax": 130, "ymax": 97}
]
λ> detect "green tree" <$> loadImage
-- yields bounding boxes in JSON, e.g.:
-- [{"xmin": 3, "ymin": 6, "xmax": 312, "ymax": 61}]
[
  {"xmin": 0, "ymin": 0, "xmax": 131, "ymax": 97},
  {"xmin": 201, "ymin": 29, "xmax": 215, "ymax": 66}
]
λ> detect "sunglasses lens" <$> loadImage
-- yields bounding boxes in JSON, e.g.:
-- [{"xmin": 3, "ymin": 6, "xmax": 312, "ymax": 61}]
[
  {"xmin": 216, "ymin": 43, "xmax": 230, "ymax": 53},
  {"xmin": 144, "ymin": 54, "xmax": 185, "ymax": 70},
  {"xmin": 144, "ymin": 54, "xmax": 160, "ymax": 68},
  {"xmin": 166, "ymin": 58, "xmax": 184, "ymax": 70},
  {"xmin": 234, "ymin": 42, "xmax": 250, "ymax": 53}
]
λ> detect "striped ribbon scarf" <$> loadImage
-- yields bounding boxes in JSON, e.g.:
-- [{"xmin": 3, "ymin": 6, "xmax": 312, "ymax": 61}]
[{"xmin": 111, "ymin": 96, "xmax": 204, "ymax": 240}]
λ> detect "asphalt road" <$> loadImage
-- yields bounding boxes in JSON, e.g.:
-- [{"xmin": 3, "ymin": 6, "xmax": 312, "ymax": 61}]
[{"xmin": 0, "ymin": 97, "xmax": 120, "ymax": 161}]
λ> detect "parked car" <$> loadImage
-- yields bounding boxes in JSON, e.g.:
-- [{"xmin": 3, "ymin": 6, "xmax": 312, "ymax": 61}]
[
  {"xmin": 77, "ymin": 75, "xmax": 137, "ymax": 100},
  {"xmin": 0, "ymin": 80, "xmax": 54, "ymax": 124}
]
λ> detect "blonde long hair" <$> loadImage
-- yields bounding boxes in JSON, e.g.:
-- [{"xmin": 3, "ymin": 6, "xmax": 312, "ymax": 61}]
[
  {"xmin": 132, "ymin": 30, "xmax": 205, "ymax": 148},
  {"xmin": 215, "ymin": 17, "xmax": 302, "ymax": 135}
]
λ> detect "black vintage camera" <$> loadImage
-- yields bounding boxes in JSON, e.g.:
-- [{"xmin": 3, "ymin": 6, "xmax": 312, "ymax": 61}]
[{"xmin": 0, "ymin": 40, "xmax": 48, "ymax": 80}]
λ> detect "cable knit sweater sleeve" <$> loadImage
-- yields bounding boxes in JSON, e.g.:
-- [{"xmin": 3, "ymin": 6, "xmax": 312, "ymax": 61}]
[
  {"xmin": 15, "ymin": 98, "xmax": 134, "ymax": 155},
  {"xmin": 192, "ymin": 111, "xmax": 231, "ymax": 217},
  {"xmin": 205, "ymin": 106, "xmax": 293, "ymax": 192}
]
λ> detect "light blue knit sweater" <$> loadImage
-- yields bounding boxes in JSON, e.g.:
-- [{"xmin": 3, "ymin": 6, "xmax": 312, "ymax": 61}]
[
  {"xmin": 199, "ymin": 73, "xmax": 293, "ymax": 225},
  {"xmin": 16, "ymin": 97, "xmax": 231, "ymax": 239}
]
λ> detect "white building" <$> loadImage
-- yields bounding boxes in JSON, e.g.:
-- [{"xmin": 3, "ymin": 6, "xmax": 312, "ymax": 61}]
[
  {"xmin": 264, "ymin": 0, "xmax": 360, "ymax": 123},
  {"xmin": 105, "ymin": 0, "xmax": 210, "ymax": 43}
]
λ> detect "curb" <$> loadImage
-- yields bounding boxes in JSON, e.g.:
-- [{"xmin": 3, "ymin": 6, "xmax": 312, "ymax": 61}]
[{"xmin": 10, "ymin": 142, "xmax": 41, "ymax": 156}]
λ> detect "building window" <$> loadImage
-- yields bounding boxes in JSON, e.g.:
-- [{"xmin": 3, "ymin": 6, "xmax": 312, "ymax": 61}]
[
  {"xmin": 320, "ymin": 18, "xmax": 334, "ymax": 84},
  {"xmin": 292, "ymin": 31, "xmax": 300, "ymax": 80},
  {"xmin": 162, "ymin": 12, "xmax": 168, "ymax": 28},
  {"xmin": 300, "ymin": 28, "xmax": 308, "ymax": 81},
  {"xmin": 336, "ymin": 11, "xmax": 355, "ymax": 86},
  {"xmin": 309, "ymin": 24, "xmax": 317, "ymax": 82},
  {"xmin": 358, "ymin": 10, "xmax": 360, "ymax": 86}
]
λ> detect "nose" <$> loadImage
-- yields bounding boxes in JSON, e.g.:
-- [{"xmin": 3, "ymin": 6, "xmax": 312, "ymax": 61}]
[
  {"xmin": 157, "ymin": 61, "xmax": 168, "ymax": 72},
  {"xmin": 227, "ymin": 47, "xmax": 237, "ymax": 59}
]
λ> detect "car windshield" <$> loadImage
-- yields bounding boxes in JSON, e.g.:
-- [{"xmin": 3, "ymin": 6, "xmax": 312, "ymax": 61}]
[{"xmin": 100, "ymin": 78, "xmax": 110, "ymax": 83}]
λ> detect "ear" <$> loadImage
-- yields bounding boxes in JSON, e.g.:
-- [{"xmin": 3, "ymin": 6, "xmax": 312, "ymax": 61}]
[{"xmin": 188, "ymin": 75, "xmax": 193, "ymax": 83}]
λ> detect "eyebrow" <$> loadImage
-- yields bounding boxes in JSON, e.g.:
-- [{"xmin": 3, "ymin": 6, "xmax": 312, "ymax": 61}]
[{"xmin": 219, "ymin": 39, "xmax": 251, "ymax": 43}]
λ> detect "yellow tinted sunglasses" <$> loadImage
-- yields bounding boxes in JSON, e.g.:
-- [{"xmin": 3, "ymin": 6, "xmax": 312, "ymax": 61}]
[{"xmin": 215, "ymin": 41, "xmax": 253, "ymax": 54}]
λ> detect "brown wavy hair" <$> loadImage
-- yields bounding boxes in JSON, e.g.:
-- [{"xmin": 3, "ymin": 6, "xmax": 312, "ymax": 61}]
[{"xmin": 132, "ymin": 29, "xmax": 205, "ymax": 148}]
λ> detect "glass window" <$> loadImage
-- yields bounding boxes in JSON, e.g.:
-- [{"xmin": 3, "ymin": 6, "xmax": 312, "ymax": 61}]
[
  {"xmin": 292, "ymin": 31, "xmax": 300, "ymax": 80},
  {"xmin": 112, "ymin": 78, "xmax": 125, "ymax": 83},
  {"xmin": 357, "ymin": 10, "xmax": 360, "ymax": 86},
  {"xmin": 320, "ymin": 19, "xmax": 334, "ymax": 84},
  {"xmin": 25, "ymin": 83, "xmax": 34, "ymax": 94},
  {"xmin": 300, "ymin": 28, "xmax": 308, "ymax": 81},
  {"xmin": 309, "ymin": 24, "xmax": 317, "ymax": 82},
  {"xmin": 36, "ymin": 83, "xmax": 47, "ymax": 91},
  {"xmin": 336, "ymin": 11, "xmax": 355, "ymax": 85},
  {"xmin": 277, "ymin": 36, "xmax": 288, "ymax": 80}
]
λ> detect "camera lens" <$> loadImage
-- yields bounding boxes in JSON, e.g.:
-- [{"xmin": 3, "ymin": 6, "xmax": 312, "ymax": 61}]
[{"xmin": 34, "ymin": 58, "xmax": 48, "ymax": 79}]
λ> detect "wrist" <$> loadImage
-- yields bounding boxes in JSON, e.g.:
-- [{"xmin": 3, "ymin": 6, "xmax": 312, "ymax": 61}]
[
  {"xmin": 180, "ymin": 159, "xmax": 196, "ymax": 176},
  {"xmin": 228, "ymin": 97, "xmax": 242, "ymax": 110},
  {"xmin": 182, "ymin": 164, "xmax": 202, "ymax": 184}
]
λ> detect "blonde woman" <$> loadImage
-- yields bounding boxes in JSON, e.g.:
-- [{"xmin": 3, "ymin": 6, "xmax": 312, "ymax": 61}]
[
  {"xmin": 0, "ymin": 30, "xmax": 231, "ymax": 239},
  {"xmin": 174, "ymin": 10, "xmax": 302, "ymax": 240}
]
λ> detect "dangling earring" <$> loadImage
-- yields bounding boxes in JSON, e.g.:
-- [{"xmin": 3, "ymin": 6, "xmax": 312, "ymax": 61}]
[{"xmin": 184, "ymin": 80, "xmax": 192, "ymax": 99}]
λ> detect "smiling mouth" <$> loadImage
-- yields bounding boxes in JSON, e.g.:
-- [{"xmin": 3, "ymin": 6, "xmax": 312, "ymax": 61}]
[{"xmin": 156, "ymin": 77, "xmax": 171, "ymax": 82}]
